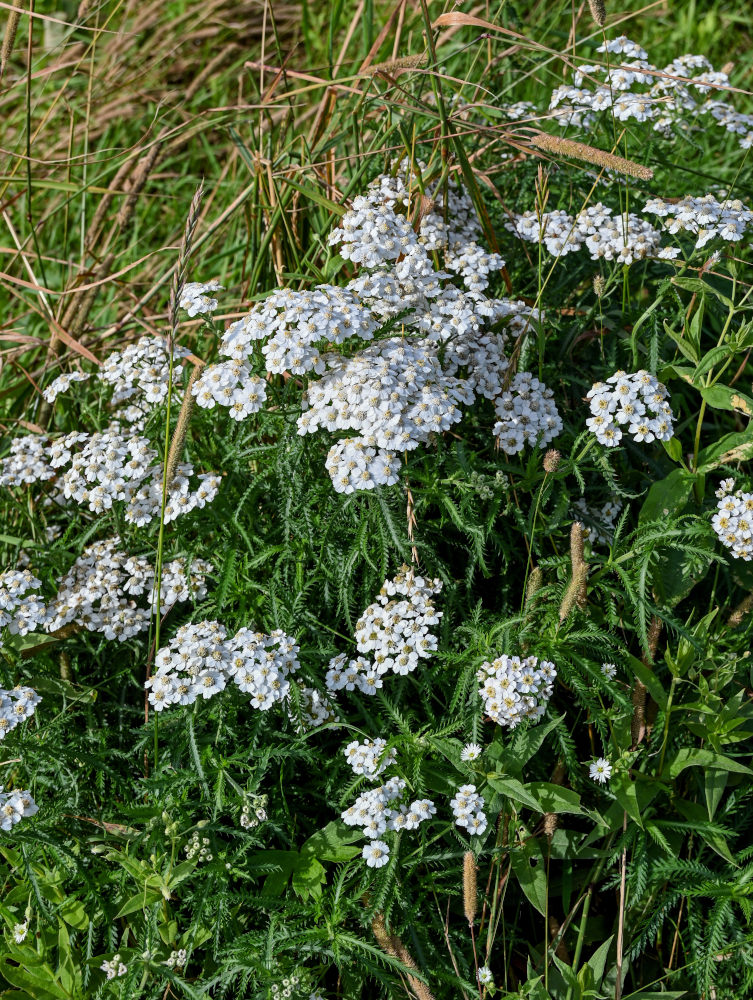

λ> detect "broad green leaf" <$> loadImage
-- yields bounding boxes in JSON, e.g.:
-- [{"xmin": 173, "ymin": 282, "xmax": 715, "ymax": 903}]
[
  {"xmin": 639, "ymin": 468, "xmax": 696, "ymax": 524},
  {"xmin": 662, "ymin": 436, "xmax": 683, "ymax": 463},
  {"xmin": 700, "ymin": 383, "xmax": 753, "ymax": 417},
  {"xmin": 609, "ymin": 772, "xmax": 643, "ymax": 828},
  {"xmin": 585, "ymin": 934, "xmax": 614, "ymax": 984},
  {"xmin": 668, "ymin": 747, "xmax": 752, "ymax": 779},
  {"xmin": 487, "ymin": 775, "xmax": 542, "ymax": 812},
  {"xmin": 291, "ymin": 855, "xmax": 326, "ymax": 900},
  {"xmin": 301, "ymin": 821, "xmax": 362, "ymax": 863},
  {"xmin": 525, "ymin": 783, "xmax": 586, "ymax": 816},
  {"xmin": 696, "ymin": 430, "xmax": 753, "ymax": 472},
  {"xmin": 507, "ymin": 714, "xmax": 565, "ymax": 771},
  {"xmin": 627, "ymin": 655, "xmax": 668, "ymax": 710},
  {"xmin": 114, "ymin": 889, "xmax": 163, "ymax": 918},
  {"xmin": 694, "ymin": 343, "xmax": 735, "ymax": 380},
  {"xmin": 510, "ymin": 837, "xmax": 547, "ymax": 916},
  {"xmin": 0, "ymin": 960, "xmax": 68, "ymax": 1000},
  {"xmin": 704, "ymin": 768, "xmax": 728, "ymax": 821},
  {"xmin": 58, "ymin": 898, "xmax": 88, "ymax": 930}
]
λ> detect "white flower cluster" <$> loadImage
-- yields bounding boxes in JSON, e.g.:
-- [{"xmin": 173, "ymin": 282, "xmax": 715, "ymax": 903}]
[
  {"xmin": 179, "ymin": 280, "xmax": 223, "ymax": 317},
  {"xmin": 185, "ymin": 830, "xmax": 213, "ymax": 862},
  {"xmin": 574, "ymin": 498, "xmax": 623, "ymax": 546},
  {"xmin": 300, "ymin": 337, "xmax": 471, "ymax": 494},
  {"xmin": 44, "ymin": 336, "xmax": 190, "ymax": 414},
  {"xmin": 0, "ymin": 570, "xmax": 46, "ymax": 647},
  {"xmin": 42, "ymin": 370, "xmax": 90, "ymax": 403},
  {"xmin": 644, "ymin": 194, "xmax": 753, "ymax": 248},
  {"xmin": 100, "ymin": 955, "xmax": 128, "ymax": 980},
  {"xmin": 192, "ymin": 361, "xmax": 268, "ymax": 421},
  {"xmin": 343, "ymin": 738, "xmax": 396, "ymax": 780},
  {"xmin": 164, "ymin": 949, "xmax": 187, "ymax": 969},
  {"xmin": 240, "ymin": 793, "xmax": 268, "ymax": 830},
  {"xmin": 145, "ymin": 621, "xmax": 300, "ymax": 713},
  {"xmin": 46, "ymin": 538, "xmax": 210, "ymax": 641},
  {"xmin": 177, "ymin": 160, "xmax": 550, "ymax": 493},
  {"xmin": 0, "ymin": 686, "xmax": 41, "ymax": 741},
  {"xmin": 712, "ymin": 480, "xmax": 753, "ymax": 560},
  {"xmin": 221, "ymin": 286, "xmax": 378, "ymax": 376},
  {"xmin": 100, "ymin": 336, "xmax": 190, "ymax": 411},
  {"xmin": 477, "ymin": 654, "xmax": 556, "ymax": 729},
  {"xmin": 341, "ymin": 775, "xmax": 436, "ymax": 868},
  {"xmin": 450, "ymin": 784, "xmax": 488, "ymax": 836},
  {"xmin": 508, "ymin": 204, "xmax": 672, "ymax": 264},
  {"xmin": 586, "ymin": 371, "xmax": 675, "ymax": 447},
  {"xmin": 0, "ymin": 436, "xmax": 56, "ymax": 487},
  {"xmin": 0, "ymin": 426, "xmax": 220, "ymax": 526},
  {"xmin": 545, "ymin": 36, "xmax": 752, "ymax": 149},
  {"xmin": 326, "ymin": 566, "xmax": 442, "ymax": 696},
  {"xmin": 493, "ymin": 372, "xmax": 562, "ymax": 455},
  {"xmin": 0, "ymin": 789, "xmax": 38, "ymax": 831},
  {"xmin": 289, "ymin": 685, "xmax": 338, "ymax": 732}
]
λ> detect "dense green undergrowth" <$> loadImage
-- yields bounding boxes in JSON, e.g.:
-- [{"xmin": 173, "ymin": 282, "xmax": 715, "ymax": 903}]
[{"xmin": 1, "ymin": 2, "xmax": 753, "ymax": 999}]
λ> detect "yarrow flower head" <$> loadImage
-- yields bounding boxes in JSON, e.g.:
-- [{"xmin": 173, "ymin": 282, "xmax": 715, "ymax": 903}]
[
  {"xmin": 0, "ymin": 571, "xmax": 46, "ymax": 648},
  {"xmin": 493, "ymin": 371, "xmax": 562, "ymax": 455},
  {"xmin": 477, "ymin": 654, "xmax": 556, "ymax": 729},
  {"xmin": 586, "ymin": 370, "xmax": 675, "ymax": 447},
  {"xmin": 450, "ymin": 784, "xmax": 488, "ymax": 837},
  {"xmin": 326, "ymin": 566, "xmax": 442, "ymax": 696},
  {"xmin": 343, "ymin": 738, "xmax": 397, "ymax": 780},
  {"xmin": 145, "ymin": 621, "xmax": 302, "ymax": 715},
  {"xmin": 342, "ymin": 775, "xmax": 436, "ymax": 844},
  {"xmin": 362, "ymin": 839, "xmax": 390, "ymax": 868},
  {"xmin": 712, "ymin": 482, "xmax": 753, "ymax": 560},
  {"xmin": 100, "ymin": 955, "xmax": 128, "ymax": 980},
  {"xmin": 0, "ymin": 686, "xmax": 41, "ymax": 741},
  {"xmin": 179, "ymin": 280, "xmax": 223, "ymax": 317},
  {"xmin": 589, "ymin": 757, "xmax": 613, "ymax": 784},
  {"xmin": 0, "ymin": 789, "xmax": 38, "ymax": 831}
]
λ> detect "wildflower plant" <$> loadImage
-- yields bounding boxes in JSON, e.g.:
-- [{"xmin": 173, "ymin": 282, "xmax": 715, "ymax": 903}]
[{"xmin": 0, "ymin": 5, "xmax": 752, "ymax": 1000}]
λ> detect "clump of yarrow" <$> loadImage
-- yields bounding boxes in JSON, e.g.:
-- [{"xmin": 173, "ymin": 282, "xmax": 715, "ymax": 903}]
[
  {"xmin": 0, "ymin": 788, "xmax": 38, "ymax": 832},
  {"xmin": 504, "ymin": 38, "xmax": 753, "ymax": 264},
  {"xmin": 477, "ymin": 654, "xmax": 556, "ymax": 728},
  {"xmin": 0, "ymin": 570, "xmax": 46, "ymax": 649},
  {"xmin": 240, "ymin": 793, "xmax": 268, "ymax": 830},
  {"xmin": 45, "ymin": 538, "xmax": 211, "ymax": 642},
  {"xmin": 450, "ymin": 784, "xmax": 488, "ymax": 837},
  {"xmin": 0, "ymin": 685, "xmax": 41, "ymax": 741},
  {"xmin": 145, "ymin": 621, "xmax": 301, "ymax": 713},
  {"xmin": 3, "ymin": 334, "xmax": 221, "ymax": 526},
  {"xmin": 493, "ymin": 371, "xmax": 562, "ymax": 455},
  {"xmin": 325, "ymin": 565, "xmax": 442, "ymax": 697},
  {"xmin": 341, "ymin": 775, "xmax": 436, "ymax": 869},
  {"xmin": 547, "ymin": 36, "xmax": 752, "ymax": 149},
  {"xmin": 712, "ymin": 479, "xmax": 753, "ymax": 560},
  {"xmin": 586, "ymin": 371, "xmax": 675, "ymax": 447},
  {"xmin": 179, "ymin": 160, "xmax": 556, "ymax": 494},
  {"xmin": 343, "ymin": 738, "xmax": 397, "ymax": 780}
]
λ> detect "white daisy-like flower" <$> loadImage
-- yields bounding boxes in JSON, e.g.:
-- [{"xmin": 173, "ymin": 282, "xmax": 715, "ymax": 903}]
[
  {"xmin": 600, "ymin": 663, "xmax": 617, "ymax": 680},
  {"xmin": 478, "ymin": 966, "xmax": 494, "ymax": 985},
  {"xmin": 362, "ymin": 840, "xmax": 390, "ymax": 868},
  {"xmin": 589, "ymin": 758, "xmax": 613, "ymax": 784},
  {"xmin": 460, "ymin": 743, "xmax": 482, "ymax": 762},
  {"xmin": 13, "ymin": 921, "xmax": 28, "ymax": 943}
]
